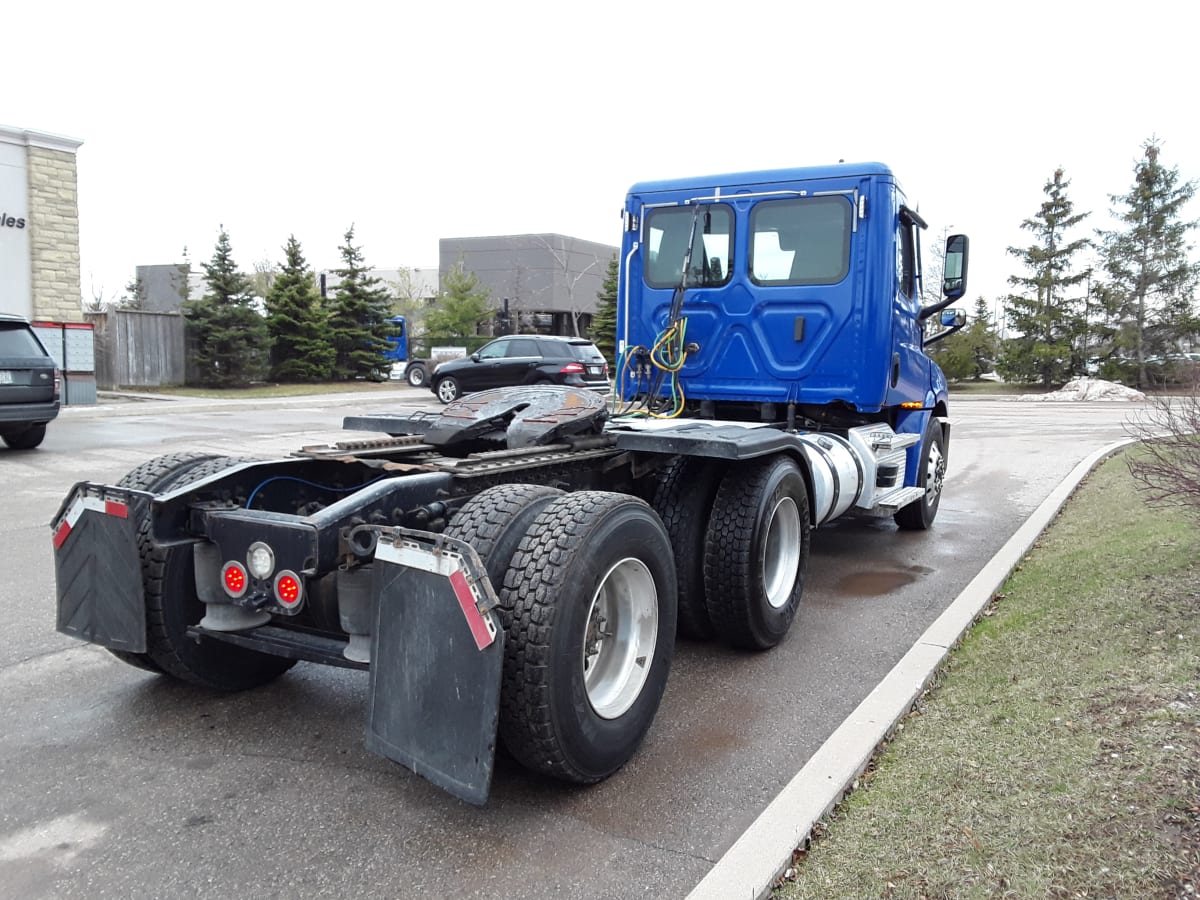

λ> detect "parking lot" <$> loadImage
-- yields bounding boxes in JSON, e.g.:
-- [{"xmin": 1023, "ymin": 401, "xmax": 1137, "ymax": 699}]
[{"xmin": 0, "ymin": 391, "xmax": 1139, "ymax": 898}]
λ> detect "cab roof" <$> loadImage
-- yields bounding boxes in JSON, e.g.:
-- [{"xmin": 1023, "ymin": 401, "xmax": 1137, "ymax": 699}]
[{"xmin": 627, "ymin": 161, "xmax": 895, "ymax": 197}]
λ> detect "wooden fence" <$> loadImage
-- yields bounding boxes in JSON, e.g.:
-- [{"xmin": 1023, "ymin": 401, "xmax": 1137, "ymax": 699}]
[{"xmin": 86, "ymin": 310, "xmax": 186, "ymax": 389}]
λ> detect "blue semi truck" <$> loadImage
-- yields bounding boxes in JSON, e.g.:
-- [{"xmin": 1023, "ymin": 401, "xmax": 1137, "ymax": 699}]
[
  {"xmin": 379, "ymin": 315, "xmax": 437, "ymax": 387},
  {"xmin": 52, "ymin": 162, "xmax": 967, "ymax": 804}
]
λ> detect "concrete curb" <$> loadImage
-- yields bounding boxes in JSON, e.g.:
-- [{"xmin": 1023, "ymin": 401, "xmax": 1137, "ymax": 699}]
[{"xmin": 685, "ymin": 437, "xmax": 1137, "ymax": 900}]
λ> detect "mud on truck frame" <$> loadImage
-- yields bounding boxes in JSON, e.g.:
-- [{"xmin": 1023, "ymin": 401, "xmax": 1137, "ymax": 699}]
[{"xmin": 53, "ymin": 162, "xmax": 968, "ymax": 804}]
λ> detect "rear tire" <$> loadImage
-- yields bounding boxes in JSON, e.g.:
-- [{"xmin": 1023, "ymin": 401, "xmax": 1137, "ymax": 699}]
[
  {"xmin": 498, "ymin": 492, "xmax": 676, "ymax": 783},
  {"xmin": 651, "ymin": 456, "xmax": 725, "ymax": 640},
  {"xmin": 2, "ymin": 423, "xmax": 46, "ymax": 449},
  {"xmin": 444, "ymin": 483, "xmax": 564, "ymax": 602},
  {"xmin": 120, "ymin": 454, "xmax": 296, "ymax": 690},
  {"xmin": 406, "ymin": 364, "xmax": 427, "ymax": 388},
  {"xmin": 703, "ymin": 455, "xmax": 810, "ymax": 650},
  {"xmin": 894, "ymin": 421, "xmax": 946, "ymax": 531},
  {"xmin": 109, "ymin": 452, "xmax": 224, "ymax": 673}
]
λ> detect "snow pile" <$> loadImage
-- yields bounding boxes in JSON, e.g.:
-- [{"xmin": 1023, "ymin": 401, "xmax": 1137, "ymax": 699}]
[{"xmin": 1017, "ymin": 378, "xmax": 1146, "ymax": 402}]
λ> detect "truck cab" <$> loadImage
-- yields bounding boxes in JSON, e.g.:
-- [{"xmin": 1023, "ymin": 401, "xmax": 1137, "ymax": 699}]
[{"xmin": 617, "ymin": 162, "xmax": 967, "ymax": 426}]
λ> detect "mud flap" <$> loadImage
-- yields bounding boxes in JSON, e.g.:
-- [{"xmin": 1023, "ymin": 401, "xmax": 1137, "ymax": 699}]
[
  {"xmin": 52, "ymin": 484, "xmax": 150, "ymax": 652},
  {"xmin": 365, "ymin": 530, "xmax": 504, "ymax": 806}
]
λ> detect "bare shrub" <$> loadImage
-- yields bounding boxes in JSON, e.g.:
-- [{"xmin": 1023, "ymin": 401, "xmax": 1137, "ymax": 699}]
[{"xmin": 1125, "ymin": 376, "xmax": 1200, "ymax": 516}]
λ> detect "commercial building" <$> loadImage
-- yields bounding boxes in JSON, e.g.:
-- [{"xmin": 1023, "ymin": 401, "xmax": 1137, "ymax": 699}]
[
  {"xmin": 439, "ymin": 233, "xmax": 617, "ymax": 336},
  {"xmin": 0, "ymin": 125, "xmax": 84, "ymax": 323}
]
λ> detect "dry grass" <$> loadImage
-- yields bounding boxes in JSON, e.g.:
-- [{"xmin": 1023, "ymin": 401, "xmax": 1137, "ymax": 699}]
[{"xmin": 778, "ymin": 452, "xmax": 1200, "ymax": 899}]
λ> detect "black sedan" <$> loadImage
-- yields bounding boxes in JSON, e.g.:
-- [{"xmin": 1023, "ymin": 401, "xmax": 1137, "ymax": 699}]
[{"xmin": 431, "ymin": 335, "xmax": 609, "ymax": 403}]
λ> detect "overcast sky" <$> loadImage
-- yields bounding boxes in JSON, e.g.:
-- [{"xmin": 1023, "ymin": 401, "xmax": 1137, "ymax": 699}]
[{"xmin": 7, "ymin": 1, "xmax": 1197, "ymax": 314}]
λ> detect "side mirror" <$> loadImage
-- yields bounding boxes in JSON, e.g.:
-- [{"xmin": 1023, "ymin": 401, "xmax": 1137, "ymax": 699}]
[
  {"xmin": 940, "ymin": 308, "xmax": 966, "ymax": 328},
  {"xmin": 942, "ymin": 234, "xmax": 969, "ymax": 301},
  {"xmin": 470, "ymin": 352, "xmax": 481, "ymax": 362},
  {"xmin": 926, "ymin": 308, "xmax": 968, "ymax": 346}
]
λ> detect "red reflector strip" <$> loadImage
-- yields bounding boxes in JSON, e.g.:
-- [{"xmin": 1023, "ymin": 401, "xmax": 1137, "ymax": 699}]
[
  {"xmin": 449, "ymin": 569, "xmax": 494, "ymax": 651},
  {"xmin": 52, "ymin": 521, "xmax": 72, "ymax": 549},
  {"xmin": 52, "ymin": 495, "xmax": 130, "ymax": 549}
]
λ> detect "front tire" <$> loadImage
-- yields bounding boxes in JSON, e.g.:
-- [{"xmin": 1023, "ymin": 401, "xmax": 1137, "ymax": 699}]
[
  {"xmin": 703, "ymin": 455, "xmax": 810, "ymax": 650},
  {"xmin": 406, "ymin": 364, "xmax": 427, "ymax": 388},
  {"xmin": 894, "ymin": 421, "xmax": 946, "ymax": 531},
  {"xmin": 436, "ymin": 376, "xmax": 461, "ymax": 404},
  {"xmin": 498, "ymin": 492, "xmax": 676, "ymax": 783}
]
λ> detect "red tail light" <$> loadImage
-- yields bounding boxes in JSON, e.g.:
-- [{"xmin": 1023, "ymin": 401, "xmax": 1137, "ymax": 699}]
[
  {"xmin": 222, "ymin": 561, "xmax": 248, "ymax": 598},
  {"xmin": 559, "ymin": 362, "xmax": 585, "ymax": 374},
  {"xmin": 54, "ymin": 369, "xmax": 61, "ymax": 400},
  {"xmin": 274, "ymin": 571, "xmax": 303, "ymax": 609}
]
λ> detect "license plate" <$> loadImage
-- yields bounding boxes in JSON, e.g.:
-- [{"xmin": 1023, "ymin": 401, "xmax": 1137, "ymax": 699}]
[
  {"xmin": 587, "ymin": 366, "xmax": 602, "ymax": 376},
  {"xmin": 0, "ymin": 371, "xmax": 13, "ymax": 384}
]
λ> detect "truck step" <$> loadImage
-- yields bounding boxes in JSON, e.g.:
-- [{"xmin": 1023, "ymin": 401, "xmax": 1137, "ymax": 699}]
[{"xmin": 871, "ymin": 485, "xmax": 925, "ymax": 512}]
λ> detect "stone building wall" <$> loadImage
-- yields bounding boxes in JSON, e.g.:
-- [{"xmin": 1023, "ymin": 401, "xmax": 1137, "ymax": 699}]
[
  {"xmin": 0, "ymin": 126, "xmax": 83, "ymax": 322},
  {"xmin": 27, "ymin": 145, "xmax": 83, "ymax": 322}
]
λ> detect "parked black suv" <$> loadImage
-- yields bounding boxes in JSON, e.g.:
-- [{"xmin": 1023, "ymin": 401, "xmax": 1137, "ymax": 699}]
[
  {"xmin": 0, "ymin": 313, "xmax": 60, "ymax": 449},
  {"xmin": 431, "ymin": 335, "xmax": 610, "ymax": 404}
]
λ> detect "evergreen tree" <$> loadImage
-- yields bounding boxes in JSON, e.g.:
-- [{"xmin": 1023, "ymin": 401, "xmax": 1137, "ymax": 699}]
[
  {"xmin": 183, "ymin": 227, "xmax": 269, "ymax": 386},
  {"xmin": 265, "ymin": 235, "xmax": 335, "ymax": 382},
  {"xmin": 325, "ymin": 226, "xmax": 395, "ymax": 380},
  {"xmin": 931, "ymin": 295, "xmax": 999, "ymax": 381},
  {"xmin": 1096, "ymin": 140, "xmax": 1200, "ymax": 388},
  {"xmin": 592, "ymin": 254, "xmax": 618, "ymax": 365},
  {"xmin": 424, "ymin": 261, "xmax": 492, "ymax": 337},
  {"xmin": 999, "ymin": 168, "xmax": 1091, "ymax": 386}
]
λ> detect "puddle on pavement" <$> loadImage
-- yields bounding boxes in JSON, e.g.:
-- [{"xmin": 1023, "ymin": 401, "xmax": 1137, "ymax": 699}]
[{"xmin": 835, "ymin": 564, "xmax": 933, "ymax": 596}]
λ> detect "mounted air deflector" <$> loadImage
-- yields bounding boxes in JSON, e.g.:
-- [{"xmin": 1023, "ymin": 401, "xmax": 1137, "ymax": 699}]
[{"xmin": 424, "ymin": 386, "xmax": 609, "ymax": 450}]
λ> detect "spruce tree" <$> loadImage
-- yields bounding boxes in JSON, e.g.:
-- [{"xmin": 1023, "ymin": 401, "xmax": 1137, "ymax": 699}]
[
  {"xmin": 1000, "ymin": 168, "xmax": 1091, "ymax": 386},
  {"xmin": 591, "ymin": 254, "xmax": 618, "ymax": 365},
  {"xmin": 1097, "ymin": 140, "xmax": 1200, "ymax": 388},
  {"xmin": 325, "ymin": 226, "xmax": 395, "ymax": 380},
  {"xmin": 183, "ymin": 227, "xmax": 270, "ymax": 386},
  {"xmin": 929, "ymin": 296, "xmax": 999, "ymax": 381},
  {"xmin": 424, "ymin": 261, "xmax": 492, "ymax": 338},
  {"xmin": 265, "ymin": 236, "xmax": 335, "ymax": 382}
]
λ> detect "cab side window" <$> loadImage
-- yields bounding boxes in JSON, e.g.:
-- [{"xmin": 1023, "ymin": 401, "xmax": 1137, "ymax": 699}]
[{"xmin": 897, "ymin": 222, "xmax": 916, "ymax": 298}]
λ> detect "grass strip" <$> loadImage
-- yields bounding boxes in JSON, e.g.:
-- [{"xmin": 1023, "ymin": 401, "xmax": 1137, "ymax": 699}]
[{"xmin": 778, "ymin": 450, "xmax": 1199, "ymax": 899}]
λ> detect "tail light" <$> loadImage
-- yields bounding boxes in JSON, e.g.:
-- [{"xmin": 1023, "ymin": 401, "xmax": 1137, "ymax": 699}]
[
  {"xmin": 559, "ymin": 362, "xmax": 585, "ymax": 374},
  {"xmin": 53, "ymin": 369, "xmax": 61, "ymax": 400},
  {"xmin": 274, "ymin": 571, "xmax": 303, "ymax": 609},
  {"xmin": 222, "ymin": 561, "xmax": 249, "ymax": 598}
]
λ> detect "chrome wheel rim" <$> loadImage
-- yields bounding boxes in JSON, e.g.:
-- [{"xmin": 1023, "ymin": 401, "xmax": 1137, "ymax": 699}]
[
  {"xmin": 437, "ymin": 380, "xmax": 457, "ymax": 403},
  {"xmin": 582, "ymin": 557, "xmax": 658, "ymax": 720},
  {"xmin": 925, "ymin": 441, "xmax": 945, "ymax": 505},
  {"xmin": 763, "ymin": 496, "xmax": 801, "ymax": 609}
]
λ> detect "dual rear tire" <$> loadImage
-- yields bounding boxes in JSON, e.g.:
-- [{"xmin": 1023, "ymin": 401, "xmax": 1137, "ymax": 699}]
[
  {"xmin": 654, "ymin": 454, "xmax": 811, "ymax": 650},
  {"xmin": 111, "ymin": 453, "xmax": 296, "ymax": 691},
  {"xmin": 447, "ymin": 486, "xmax": 677, "ymax": 784}
]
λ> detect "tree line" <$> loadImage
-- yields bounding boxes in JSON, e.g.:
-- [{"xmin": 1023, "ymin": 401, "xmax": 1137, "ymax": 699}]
[
  {"xmin": 931, "ymin": 138, "xmax": 1199, "ymax": 389},
  {"xmin": 181, "ymin": 227, "xmax": 492, "ymax": 386}
]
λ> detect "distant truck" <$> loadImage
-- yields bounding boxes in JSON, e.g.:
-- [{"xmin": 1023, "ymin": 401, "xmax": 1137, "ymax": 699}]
[
  {"xmin": 52, "ymin": 161, "xmax": 968, "ymax": 804},
  {"xmin": 380, "ymin": 315, "xmax": 439, "ymax": 387}
]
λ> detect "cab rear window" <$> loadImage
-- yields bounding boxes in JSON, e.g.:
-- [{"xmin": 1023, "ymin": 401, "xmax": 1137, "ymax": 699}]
[{"xmin": 750, "ymin": 196, "xmax": 852, "ymax": 285}]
